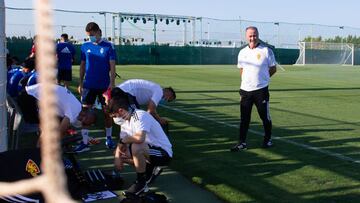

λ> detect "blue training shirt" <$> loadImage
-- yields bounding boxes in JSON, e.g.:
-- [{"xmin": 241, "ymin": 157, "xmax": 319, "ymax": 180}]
[
  {"xmin": 7, "ymin": 69, "xmax": 29, "ymax": 97},
  {"xmin": 56, "ymin": 42, "xmax": 75, "ymax": 70},
  {"xmin": 80, "ymin": 40, "xmax": 116, "ymax": 89},
  {"xmin": 7, "ymin": 66, "xmax": 21, "ymax": 81},
  {"xmin": 27, "ymin": 70, "xmax": 38, "ymax": 86}
]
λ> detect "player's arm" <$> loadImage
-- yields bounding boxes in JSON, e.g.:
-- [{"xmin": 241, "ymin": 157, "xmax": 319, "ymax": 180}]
[
  {"xmin": 239, "ymin": 68, "xmax": 243, "ymax": 77},
  {"xmin": 268, "ymin": 48, "xmax": 277, "ymax": 77},
  {"xmin": 147, "ymin": 100, "xmax": 167, "ymax": 124},
  {"xmin": 122, "ymin": 131, "xmax": 146, "ymax": 144},
  {"xmin": 109, "ymin": 60, "xmax": 116, "ymax": 89},
  {"xmin": 59, "ymin": 117, "xmax": 71, "ymax": 138},
  {"xmin": 78, "ymin": 60, "xmax": 85, "ymax": 94}
]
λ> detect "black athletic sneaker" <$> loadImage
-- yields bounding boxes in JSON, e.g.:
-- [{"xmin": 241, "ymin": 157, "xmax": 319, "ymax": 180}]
[
  {"xmin": 230, "ymin": 143, "xmax": 247, "ymax": 152},
  {"xmin": 262, "ymin": 139, "xmax": 273, "ymax": 148},
  {"xmin": 123, "ymin": 180, "xmax": 149, "ymax": 196},
  {"xmin": 146, "ymin": 166, "xmax": 163, "ymax": 184}
]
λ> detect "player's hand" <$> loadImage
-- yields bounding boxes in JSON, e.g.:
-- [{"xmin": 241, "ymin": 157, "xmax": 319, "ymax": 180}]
[{"xmin": 77, "ymin": 85, "xmax": 83, "ymax": 95}]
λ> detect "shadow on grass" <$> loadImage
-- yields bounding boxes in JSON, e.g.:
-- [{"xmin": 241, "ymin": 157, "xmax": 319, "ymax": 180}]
[{"xmin": 158, "ymin": 94, "xmax": 360, "ymax": 203}]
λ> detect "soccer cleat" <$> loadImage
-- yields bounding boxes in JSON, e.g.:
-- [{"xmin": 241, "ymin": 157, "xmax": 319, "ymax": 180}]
[
  {"xmin": 122, "ymin": 180, "xmax": 149, "ymax": 196},
  {"xmin": 73, "ymin": 143, "xmax": 90, "ymax": 153},
  {"xmin": 88, "ymin": 137, "xmax": 100, "ymax": 145},
  {"xmin": 262, "ymin": 139, "xmax": 273, "ymax": 148},
  {"xmin": 230, "ymin": 143, "xmax": 247, "ymax": 152},
  {"xmin": 146, "ymin": 167, "xmax": 163, "ymax": 185},
  {"xmin": 105, "ymin": 136, "xmax": 115, "ymax": 149}
]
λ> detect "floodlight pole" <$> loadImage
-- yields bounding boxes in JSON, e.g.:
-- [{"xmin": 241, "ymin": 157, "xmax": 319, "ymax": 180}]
[
  {"xmin": 339, "ymin": 26, "xmax": 344, "ymax": 44},
  {"xmin": 153, "ymin": 14, "xmax": 157, "ymax": 46},
  {"xmin": 118, "ymin": 14, "xmax": 122, "ymax": 45},
  {"xmin": 199, "ymin": 17, "xmax": 203, "ymax": 45},
  {"xmin": 239, "ymin": 16, "xmax": 242, "ymax": 45},
  {"xmin": 183, "ymin": 20, "xmax": 187, "ymax": 46},
  {"xmin": 310, "ymin": 24, "xmax": 313, "ymax": 49},
  {"xmin": 60, "ymin": 25, "xmax": 66, "ymax": 34},
  {"xmin": 207, "ymin": 22, "xmax": 210, "ymax": 40},
  {"xmin": 191, "ymin": 18, "xmax": 196, "ymax": 46},
  {"xmin": 111, "ymin": 14, "xmax": 116, "ymax": 43},
  {"xmin": 99, "ymin": 12, "xmax": 107, "ymax": 38},
  {"xmin": 274, "ymin": 22, "xmax": 280, "ymax": 47}
]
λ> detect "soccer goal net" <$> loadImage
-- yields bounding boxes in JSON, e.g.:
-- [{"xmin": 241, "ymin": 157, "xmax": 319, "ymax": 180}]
[{"xmin": 295, "ymin": 41, "xmax": 354, "ymax": 65}]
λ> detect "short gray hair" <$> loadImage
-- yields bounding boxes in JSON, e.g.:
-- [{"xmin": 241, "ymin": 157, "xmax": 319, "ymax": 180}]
[{"xmin": 245, "ymin": 26, "xmax": 258, "ymax": 33}]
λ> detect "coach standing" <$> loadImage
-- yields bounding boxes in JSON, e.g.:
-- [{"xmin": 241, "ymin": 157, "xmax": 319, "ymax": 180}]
[
  {"xmin": 78, "ymin": 22, "xmax": 116, "ymax": 150},
  {"xmin": 230, "ymin": 26, "xmax": 277, "ymax": 152}
]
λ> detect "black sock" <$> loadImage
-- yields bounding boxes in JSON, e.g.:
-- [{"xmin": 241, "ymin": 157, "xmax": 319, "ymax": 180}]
[
  {"xmin": 146, "ymin": 164, "xmax": 155, "ymax": 178},
  {"xmin": 137, "ymin": 172, "xmax": 146, "ymax": 183}
]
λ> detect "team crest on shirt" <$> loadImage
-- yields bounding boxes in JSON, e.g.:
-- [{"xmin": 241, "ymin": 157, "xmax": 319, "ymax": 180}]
[
  {"xmin": 100, "ymin": 48, "xmax": 104, "ymax": 54},
  {"xmin": 256, "ymin": 53, "xmax": 261, "ymax": 60},
  {"xmin": 25, "ymin": 159, "xmax": 40, "ymax": 177}
]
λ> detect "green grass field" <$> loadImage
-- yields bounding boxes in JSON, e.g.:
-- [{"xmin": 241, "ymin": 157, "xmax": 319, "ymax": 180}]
[{"xmin": 70, "ymin": 64, "xmax": 360, "ymax": 203}]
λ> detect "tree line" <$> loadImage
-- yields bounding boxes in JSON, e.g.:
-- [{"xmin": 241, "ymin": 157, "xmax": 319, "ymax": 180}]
[{"xmin": 303, "ymin": 35, "xmax": 360, "ymax": 44}]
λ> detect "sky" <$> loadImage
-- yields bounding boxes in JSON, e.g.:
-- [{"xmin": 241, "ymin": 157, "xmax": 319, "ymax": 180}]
[
  {"xmin": 4, "ymin": 0, "xmax": 360, "ymax": 47},
  {"xmin": 6, "ymin": 0, "xmax": 360, "ymax": 28}
]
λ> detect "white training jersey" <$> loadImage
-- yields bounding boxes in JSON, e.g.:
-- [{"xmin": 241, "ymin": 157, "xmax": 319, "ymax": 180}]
[
  {"xmin": 119, "ymin": 109, "xmax": 173, "ymax": 157},
  {"xmin": 25, "ymin": 84, "xmax": 82, "ymax": 124},
  {"xmin": 237, "ymin": 44, "xmax": 276, "ymax": 91},
  {"xmin": 118, "ymin": 79, "xmax": 163, "ymax": 106}
]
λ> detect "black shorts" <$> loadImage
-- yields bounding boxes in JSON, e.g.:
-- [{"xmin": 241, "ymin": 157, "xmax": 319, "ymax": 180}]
[
  {"xmin": 57, "ymin": 69, "xmax": 72, "ymax": 81},
  {"xmin": 81, "ymin": 88, "xmax": 106, "ymax": 106},
  {"xmin": 129, "ymin": 144, "xmax": 172, "ymax": 167},
  {"xmin": 17, "ymin": 90, "xmax": 39, "ymax": 124}
]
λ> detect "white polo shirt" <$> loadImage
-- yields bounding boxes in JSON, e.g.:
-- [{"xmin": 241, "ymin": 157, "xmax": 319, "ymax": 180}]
[
  {"xmin": 118, "ymin": 79, "xmax": 163, "ymax": 106},
  {"xmin": 237, "ymin": 44, "xmax": 276, "ymax": 91},
  {"xmin": 119, "ymin": 109, "xmax": 173, "ymax": 157},
  {"xmin": 25, "ymin": 84, "xmax": 82, "ymax": 124}
]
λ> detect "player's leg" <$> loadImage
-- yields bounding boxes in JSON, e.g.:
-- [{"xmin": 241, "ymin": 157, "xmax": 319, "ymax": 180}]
[
  {"xmin": 231, "ymin": 89, "xmax": 253, "ymax": 151},
  {"xmin": 123, "ymin": 143, "xmax": 149, "ymax": 196},
  {"xmin": 146, "ymin": 145, "xmax": 171, "ymax": 184},
  {"xmin": 62, "ymin": 69, "xmax": 72, "ymax": 89},
  {"xmin": 254, "ymin": 86, "xmax": 272, "ymax": 148},
  {"xmin": 98, "ymin": 90, "xmax": 115, "ymax": 149}
]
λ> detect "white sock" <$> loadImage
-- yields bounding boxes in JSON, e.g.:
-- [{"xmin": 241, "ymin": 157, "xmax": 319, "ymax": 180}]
[
  {"xmin": 81, "ymin": 129, "xmax": 89, "ymax": 144},
  {"xmin": 105, "ymin": 127, "xmax": 112, "ymax": 138}
]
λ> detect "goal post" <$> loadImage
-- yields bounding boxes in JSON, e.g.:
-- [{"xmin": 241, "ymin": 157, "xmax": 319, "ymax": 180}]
[{"xmin": 295, "ymin": 41, "xmax": 354, "ymax": 66}]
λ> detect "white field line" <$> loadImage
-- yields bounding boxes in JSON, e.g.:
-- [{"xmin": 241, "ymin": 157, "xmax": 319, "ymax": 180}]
[{"xmin": 161, "ymin": 105, "xmax": 360, "ymax": 164}]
